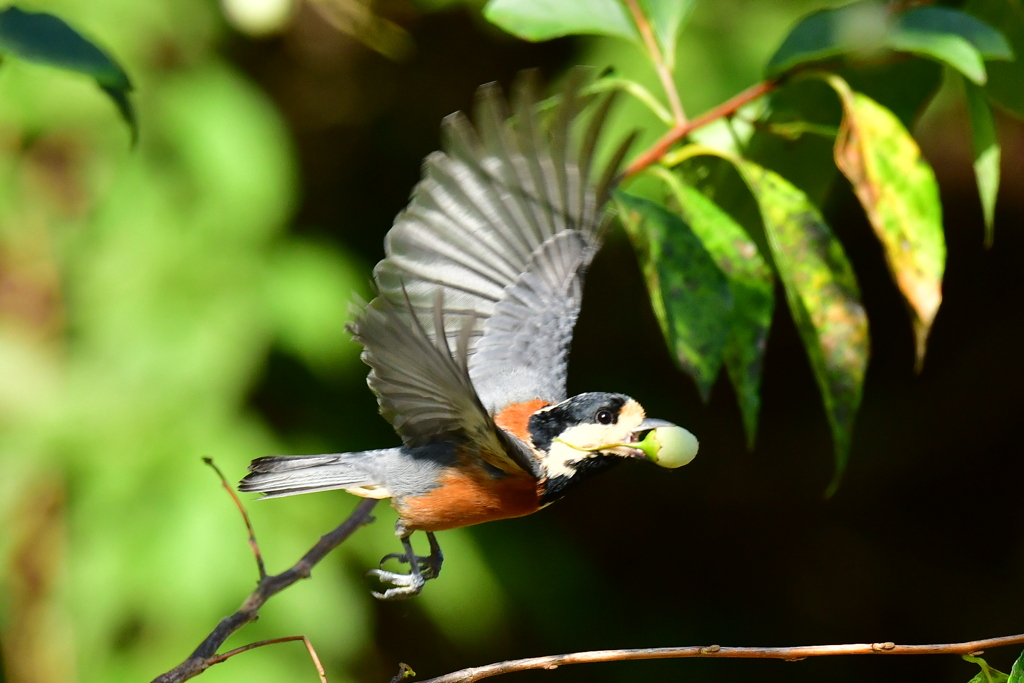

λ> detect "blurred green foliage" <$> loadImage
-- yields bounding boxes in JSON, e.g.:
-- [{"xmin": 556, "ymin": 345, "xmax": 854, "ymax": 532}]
[
  {"xmin": 1, "ymin": 1, "xmax": 1022, "ymax": 683},
  {"xmin": 0, "ymin": 2, "xmax": 419, "ymax": 681}
]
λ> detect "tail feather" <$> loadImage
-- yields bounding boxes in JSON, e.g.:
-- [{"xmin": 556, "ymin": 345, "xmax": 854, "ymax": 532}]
[{"xmin": 239, "ymin": 453, "xmax": 390, "ymax": 500}]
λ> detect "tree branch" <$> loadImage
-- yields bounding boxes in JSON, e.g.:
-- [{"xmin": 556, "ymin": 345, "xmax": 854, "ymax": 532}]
[
  {"xmin": 416, "ymin": 633, "xmax": 1024, "ymax": 683},
  {"xmin": 149, "ymin": 497, "xmax": 378, "ymax": 683},
  {"xmin": 621, "ymin": 78, "xmax": 779, "ymax": 180},
  {"xmin": 623, "ymin": 0, "xmax": 686, "ymax": 124}
]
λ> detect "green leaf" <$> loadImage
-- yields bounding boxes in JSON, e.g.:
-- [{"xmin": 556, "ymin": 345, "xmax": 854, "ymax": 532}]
[
  {"xmin": 0, "ymin": 6, "xmax": 135, "ymax": 139},
  {"xmin": 826, "ymin": 75, "xmax": 945, "ymax": 368},
  {"xmin": 733, "ymin": 159, "xmax": 868, "ymax": 492},
  {"xmin": 482, "ymin": 0, "xmax": 639, "ymax": 43},
  {"xmin": 639, "ymin": 0, "xmax": 697, "ymax": 69},
  {"xmin": 767, "ymin": 1, "xmax": 1011, "ymax": 84},
  {"xmin": 767, "ymin": 1, "xmax": 892, "ymax": 76},
  {"xmin": 887, "ymin": 29, "xmax": 988, "ymax": 84},
  {"xmin": 652, "ymin": 166, "xmax": 774, "ymax": 447},
  {"xmin": 963, "ymin": 77, "xmax": 1000, "ymax": 246},
  {"xmin": 898, "ymin": 6, "xmax": 1013, "ymax": 61},
  {"xmin": 1010, "ymin": 650, "xmax": 1024, "ymax": 683},
  {"xmin": 964, "ymin": 654, "xmax": 1011, "ymax": 683},
  {"xmin": 616, "ymin": 191, "xmax": 734, "ymax": 402},
  {"xmin": 965, "ymin": 0, "xmax": 1024, "ymax": 118}
]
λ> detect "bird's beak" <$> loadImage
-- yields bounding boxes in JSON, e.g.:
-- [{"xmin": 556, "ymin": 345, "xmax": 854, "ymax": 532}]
[{"xmin": 628, "ymin": 419, "xmax": 699, "ymax": 468}]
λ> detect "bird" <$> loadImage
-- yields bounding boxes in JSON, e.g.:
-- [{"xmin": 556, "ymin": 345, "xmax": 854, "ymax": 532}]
[{"xmin": 239, "ymin": 72, "xmax": 699, "ymax": 600}]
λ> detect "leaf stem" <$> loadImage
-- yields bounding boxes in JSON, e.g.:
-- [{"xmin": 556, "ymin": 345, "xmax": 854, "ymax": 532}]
[
  {"xmin": 623, "ymin": 0, "xmax": 686, "ymax": 124},
  {"xmin": 583, "ymin": 77, "xmax": 674, "ymax": 125}
]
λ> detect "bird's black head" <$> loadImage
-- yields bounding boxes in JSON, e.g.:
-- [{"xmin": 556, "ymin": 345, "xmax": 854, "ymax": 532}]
[{"xmin": 528, "ymin": 392, "xmax": 659, "ymax": 505}]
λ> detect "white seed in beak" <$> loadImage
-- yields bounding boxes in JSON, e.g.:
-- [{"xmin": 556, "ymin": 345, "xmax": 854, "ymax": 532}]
[{"xmin": 635, "ymin": 425, "xmax": 699, "ymax": 468}]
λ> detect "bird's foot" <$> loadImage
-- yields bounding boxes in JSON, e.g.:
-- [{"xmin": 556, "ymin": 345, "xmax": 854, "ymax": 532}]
[
  {"xmin": 365, "ymin": 567, "xmax": 426, "ymax": 600},
  {"xmin": 367, "ymin": 532, "xmax": 444, "ymax": 600}
]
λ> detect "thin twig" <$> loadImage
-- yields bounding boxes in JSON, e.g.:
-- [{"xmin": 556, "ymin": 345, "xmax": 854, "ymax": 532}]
[
  {"xmin": 150, "ymin": 497, "xmax": 378, "ymax": 683},
  {"xmin": 623, "ymin": 0, "xmax": 686, "ymax": 124},
  {"xmin": 416, "ymin": 633, "xmax": 1024, "ymax": 683},
  {"xmin": 208, "ymin": 635, "xmax": 328, "ymax": 683},
  {"xmin": 203, "ymin": 457, "xmax": 266, "ymax": 580},
  {"xmin": 621, "ymin": 78, "xmax": 779, "ymax": 180}
]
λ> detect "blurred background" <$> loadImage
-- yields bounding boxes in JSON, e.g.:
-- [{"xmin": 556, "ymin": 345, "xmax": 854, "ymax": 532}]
[{"xmin": 0, "ymin": 1, "xmax": 1022, "ymax": 682}]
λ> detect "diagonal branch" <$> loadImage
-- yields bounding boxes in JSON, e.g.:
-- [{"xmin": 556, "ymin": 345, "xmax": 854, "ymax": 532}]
[
  {"xmin": 621, "ymin": 78, "xmax": 779, "ymax": 180},
  {"xmin": 416, "ymin": 633, "xmax": 1024, "ymax": 683},
  {"xmin": 150, "ymin": 497, "xmax": 378, "ymax": 683}
]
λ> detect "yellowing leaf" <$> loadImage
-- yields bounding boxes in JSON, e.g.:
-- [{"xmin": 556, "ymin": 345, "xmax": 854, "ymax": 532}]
[
  {"xmin": 827, "ymin": 75, "xmax": 945, "ymax": 369},
  {"xmin": 734, "ymin": 160, "xmax": 868, "ymax": 492}
]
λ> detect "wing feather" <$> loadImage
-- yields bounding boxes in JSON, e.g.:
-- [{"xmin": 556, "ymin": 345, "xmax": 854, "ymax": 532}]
[{"xmin": 354, "ymin": 71, "xmax": 629, "ymax": 471}]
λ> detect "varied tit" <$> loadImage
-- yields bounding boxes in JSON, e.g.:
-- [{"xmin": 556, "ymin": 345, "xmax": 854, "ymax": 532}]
[{"xmin": 240, "ymin": 73, "xmax": 698, "ymax": 600}]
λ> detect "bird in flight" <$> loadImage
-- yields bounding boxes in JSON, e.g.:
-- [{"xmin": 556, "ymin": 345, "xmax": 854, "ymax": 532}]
[{"xmin": 240, "ymin": 73, "xmax": 698, "ymax": 600}]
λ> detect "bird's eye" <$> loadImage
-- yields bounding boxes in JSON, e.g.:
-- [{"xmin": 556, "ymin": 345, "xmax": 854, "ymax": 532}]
[{"xmin": 596, "ymin": 409, "xmax": 615, "ymax": 425}]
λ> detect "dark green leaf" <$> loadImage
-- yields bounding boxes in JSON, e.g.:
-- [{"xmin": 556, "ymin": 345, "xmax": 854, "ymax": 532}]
[
  {"xmin": 639, "ymin": 0, "xmax": 696, "ymax": 69},
  {"xmin": 617, "ymin": 191, "xmax": 734, "ymax": 402},
  {"xmin": 964, "ymin": 0, "xmax": 1024, "ymax": 118},
  {"xmin": 963, "ymin": 78, "xmax": 1000, "ymax": 246},
  {"xmin": 767, "ymin": 1, "xmax": 893, "ymax": 76},
  {"xmin": 653, "ymin": 167, "xmax": 774, "ymax": 447},
  {"xmin": 827, "ymin": 75, "xmax": 945, "ymax": 368},
  {"xmin": 898, "ymin": 6, "xmax": 1013, "ymax": 60},
  {"xmin": 734, "ymin": 159, "xmax": 868, "ymax": 492},
  {"xmin": 482, "ymin": 0, "xmax": 639, "ymax": 43},
  {"xmin": 0, "ymin": 7, "xmax": 135, "ymax": 139},
  {"xmin": 964, "ymin": 654, "xmax": 1011, "ymax": 683},
  {"xmin": 767, "ymin": 1, "xmax": 1011, "ymax": 84}
]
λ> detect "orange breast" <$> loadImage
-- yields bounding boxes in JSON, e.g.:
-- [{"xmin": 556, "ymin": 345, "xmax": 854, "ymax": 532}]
[
  {"xmin": 396, "ymin": 462, "xmax": 540, "ymax": 532},
  {"xmin": 494, "ymin": 398, "xmax": 549, "ymax": 442}
]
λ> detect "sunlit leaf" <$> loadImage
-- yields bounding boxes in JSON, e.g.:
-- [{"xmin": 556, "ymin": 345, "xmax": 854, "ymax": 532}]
[
  {"xmin": 887, "ymin": 29, "xmax": 988, "ymax": 84},
  {"xmin": 0, "ymin": 6, "xmax": 135, "ymax": 139},
  {"xmin": 899, "ymin": 6, "xmax": 1013, "ymax": 60},
  {"xmin": 965, "ymin": 0, "xmax": 1024, "ymax": 118},
  {"xmin": 734, "ymin": 159, "xmax": 868, "ymax": 492},
  {"xmin": 652, "ymin": 166, "xmax": 774, "ymax": 447},
  {"xmin": 1010, "ymin": 650, "xmax": 1024, "ymax": 683},
  {"xmin": 964, "ymin": 654, "xmax": 1011, "ymax": 683},
  {"xmin": 826, "ymin": 75, "xmax": 945, "ymax": 368},
  {"xmin": 617, "ymin": 191, "xmax": 734, "ymax": 402},
  {"xmin": 963, "ymin": 77, "xmax": 1000, "ymax": 246},
  {"xmin": 640, "ymin": 0, "xmax": 697, "ymax": 69},
  {"xmin": 482, "ymin": 0, "xmax": 639, "ymax": 43},
  {"xmin": 767, "ymin": 1, "xmax": 1011, "ymax": 84}
]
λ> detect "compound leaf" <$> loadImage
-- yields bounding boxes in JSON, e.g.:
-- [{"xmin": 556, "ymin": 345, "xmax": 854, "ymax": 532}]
[
  {"xmin": 733, "ymin": 159, "xmax": 868, "ymax": 492},
  {"xmin": 617, "ymin": 191, "xmax": 733, "ymax": 402},
  {"xmin": 653, "ymin": 167, "xmax": 774, "ymax": 447}
]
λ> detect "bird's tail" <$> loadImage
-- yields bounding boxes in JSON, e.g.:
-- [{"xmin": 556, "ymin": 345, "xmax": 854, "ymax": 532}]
[{"xmin": 238, "ymin": 451, "xmax": 393, "ymax": 500}]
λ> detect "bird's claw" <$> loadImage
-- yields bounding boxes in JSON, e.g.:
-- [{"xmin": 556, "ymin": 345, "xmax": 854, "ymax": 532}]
[{"xmin": 365, "ymin": 567, "xmax": 425, "ymax": 600}]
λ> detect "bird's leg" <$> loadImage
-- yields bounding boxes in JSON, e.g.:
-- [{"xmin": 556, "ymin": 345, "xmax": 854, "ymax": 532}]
[{"xmin": 365, "ymin": 528, "xmax": 444, "ymax": 600}]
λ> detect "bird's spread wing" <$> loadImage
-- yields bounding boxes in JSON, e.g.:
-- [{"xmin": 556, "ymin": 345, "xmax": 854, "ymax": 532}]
[
  {"xmin": 351, "ymin": 72, "xmax": 630, "ymax": 475},
  {"xmin": 371, "ymin": 72, "xmax": 629, "ymax": 414},
  {"xmin": 352, "ymin": 290, "xmax": 536, "ymax": 475}
]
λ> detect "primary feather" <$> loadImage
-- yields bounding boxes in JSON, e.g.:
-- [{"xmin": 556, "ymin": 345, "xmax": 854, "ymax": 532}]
[{"xmin": 358, "ymin": 72, "xmax": 627, "ymax": 444}]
